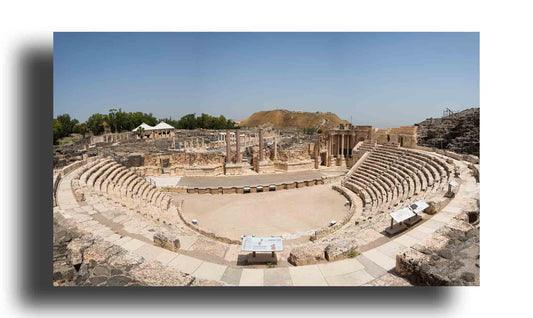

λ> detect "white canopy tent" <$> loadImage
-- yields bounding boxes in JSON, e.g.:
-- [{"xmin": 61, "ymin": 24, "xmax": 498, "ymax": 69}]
[
  {"xmin": 132, "ymin": 122, "xmax": 155, "ymax": 132},
  {"xmin": 132, "ymin": 122, "xmax": 175, "ymax": 132},
  {"xmin": 132, "ymin": 122, "xmax": 175, "ymax": 139},
  {"xmin": 153, "ymin": 121, "xmax": 175, "ymax": 130}
]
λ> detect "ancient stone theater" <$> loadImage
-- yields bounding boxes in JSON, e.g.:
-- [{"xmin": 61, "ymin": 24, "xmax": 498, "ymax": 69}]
[{"xmin": 53, "ymin": 122, "xmax": 479, "ymax": 286}]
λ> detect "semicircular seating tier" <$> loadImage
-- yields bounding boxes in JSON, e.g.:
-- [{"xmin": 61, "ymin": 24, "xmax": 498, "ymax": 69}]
[
  {"xmin": 70, "ymin": 157, "xmax": 179, "ymax": 226},
  {"xmin": 342, "ymin": 141, "xmax": 453, "ymax": 214}
]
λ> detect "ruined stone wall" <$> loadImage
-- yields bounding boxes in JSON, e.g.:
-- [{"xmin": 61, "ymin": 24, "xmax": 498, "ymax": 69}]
[
  {"xmin": 141, "ymin": 152, "xmax": 226, "ymax": 176},
  {"xmin": 396, "ymin": 210, "xmax": 480, "ymax": 286},
  {"xmin": 275, "ymin": 145, "xmax": 312, "ymax": 162},
  {"xmin": 416, "ymin": 108, "xmax": 479, "ymax": 156},
  {"xmin": 375, "ymin": 126, "xmax": 418, "ymax": 148},
  {"xmin": 144, "ymin": 152, "xmax": 224, "ymax": 167}
]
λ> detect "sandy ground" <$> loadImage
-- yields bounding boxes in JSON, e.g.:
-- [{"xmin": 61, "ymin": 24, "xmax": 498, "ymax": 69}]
[{"xmin": 173, "ymin": 184, "xmax": 348, "ymax": 240}]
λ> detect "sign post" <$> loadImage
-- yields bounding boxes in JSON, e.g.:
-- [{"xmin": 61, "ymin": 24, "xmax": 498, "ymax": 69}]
[{"xmin": 242, "ymin": 236, "xmax": 283, "ymax": 265}]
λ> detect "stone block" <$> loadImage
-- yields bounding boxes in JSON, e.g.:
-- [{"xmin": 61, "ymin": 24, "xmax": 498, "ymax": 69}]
[
  {"xmin": 288, "ymin": 244, "xmax": 326, "ymax": 266},
  {"xmin": 325, "ymin": 239, "xmax": 359, "ymax": 262},
  {"xmin": 153, "ymin": 231, "xmax": 181, "ymax": 252}
]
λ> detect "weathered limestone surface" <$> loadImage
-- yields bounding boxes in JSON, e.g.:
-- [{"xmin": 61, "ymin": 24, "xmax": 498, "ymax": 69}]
[
  {"xmin": 416, "ymin": 108, "xmax": 479, "ymax": 156},
  {"xmin": 53, "ymin": 213, "xmax": 222, "ymax": 286},
  {"xmin": 153, "ymin": 231, "xmax": 181, "ymax": 252},
  {"xmin": 325, "ymin": 239, "xmax": 359, "ymax": 261},
  {"xmin": 396, "ymin": 210, "xmax": 480, "ymax": 286},
  {"xmin": 288, "ymin": 244, "xmax": 326, "ymax": 266}
]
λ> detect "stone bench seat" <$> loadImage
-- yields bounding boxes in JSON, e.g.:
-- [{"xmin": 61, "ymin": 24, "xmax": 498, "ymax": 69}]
[
  {"xmin": 88, "ymin": 161, "xmax": 116, "ymax": 189},
  {"xmin": 79, "ymin": 159, "xmax": 111, "ymax": 187},
  {"xmin": 102, "ymin": 166, "xmax": 127, "ymax": 193},
  {"xmin": 401, "ymin": 156, "xmax": 437, "ymax": 184},
  {"xmin": 394, "ymin": 159, "xmax": 425, "ymax": 193},
  {"xmin": 365, "ymin": 159, "xmax": 390, "ymax": 170},
  {"xmin": 388, "ymin": 166, "xmax": 413, "ymax": 199},
  {"xmin": 361, "ymin": 162, "xmax": 387, "ymax": 174},
  {"xmin": 377, "ymin": 172, "xmax": 398, "ymax": 204},
  {"xmin": 370, "ymin": 151, "xmax": 400, "ymax": 162},
  {"xmin": 404, "ymin": 152, "xmax": 441, "ymax": 174},
  {"xmin": 382, "ymin": 171, "xmax": 406, "ymax": 202},
  {"xmin": 345, "ymin": 181, "xmax": 372, "ymax": 208},
  {"xmin": 94, "ymin": 163, "xmax": 122, "ymax": 191}
]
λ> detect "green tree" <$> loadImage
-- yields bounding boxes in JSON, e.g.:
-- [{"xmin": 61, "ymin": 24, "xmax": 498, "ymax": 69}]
[
  {"xmin": 87, "ymin": 113, "xmax": 105, "ymax": 135},
  {"xmin": 107, "ymin": 108, "xmax": 118, "ymax": 133},
  {"xmin": 74, "ymin": 123, "xmax": 88, "ymax": 138},
  {"xmin": 177, "ymin": 114, "xmax": 198, "ymax": 130},
  {"xmin": 56, "ymin": 113, "xmax": 79, "ymax": 138},
  {"xmin": 53, "ymin": 119, "xmax": 62, "ymax": 144}
]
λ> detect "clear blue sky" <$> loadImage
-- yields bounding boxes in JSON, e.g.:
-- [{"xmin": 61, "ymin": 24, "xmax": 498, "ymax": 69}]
[{"xmin": 54, "ymin": 32, "xmax": 479, "ymax": 128}]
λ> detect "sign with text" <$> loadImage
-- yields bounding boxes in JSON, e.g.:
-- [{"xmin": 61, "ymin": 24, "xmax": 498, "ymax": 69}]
[{"xmin": 241, "ymin": 236, "xmax": 283, "ymax": 252}]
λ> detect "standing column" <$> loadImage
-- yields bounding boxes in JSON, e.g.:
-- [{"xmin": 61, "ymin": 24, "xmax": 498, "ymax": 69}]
[
  {"xmin": 314, "ymin": 136, "xmax": 320, "ymax": 169},
  {"xmin": 336, "ymin": 134, "xmax": 340, "ymax": 156},
  {"xmin": 326, "ymin": 134, "xmax": 330, "ymax": 166},
  {"xmin": 259, "ymin": 129, "xmax": 264, "ymax": 161},
  {"xmin": 341, "ymin": 133, "xmax": 344, "ymax": 158},
  {"xmin": 274, "ymin": 131, "xmax": 278, "ymax": 160},
  {"xmin": 345, "ymin": 134, "xmax": 349, "ymax": 157},
  {"xmin": 235, "ymin": 131, "xmax": 241, "ymax": 163},
  {"xmin": 226, "ymin": 130, "xmax": 231, "ymax": 163}
]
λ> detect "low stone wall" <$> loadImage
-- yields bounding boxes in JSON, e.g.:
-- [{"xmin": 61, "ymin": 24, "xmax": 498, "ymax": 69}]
[
  {"xmin": 310, "ymin": 185, "xmax": 358, "ymax": 241},
  {"xmin": 254, "ymin": 160, "xmax": 276, "ymax": 173},
  {"xmin": 182, "ymin": 165, "xmax": 224, "ymax": 176},
  {"xmin": 161, "ymin": 177, "xmax": 332, "ymax": 195},
  {"xmin": 137, "ymin": 164, "xmax": 225, "ymax": 177},
  {"xmin": 414, "ymin": 145, "xmax": 479, "ymax": 164},
  {"xmin": 224, "ymin": 163, "xmax": 251, "ymax": 176},
  {"xmin": 53, "ymin": 173, "xmax": 62, "ymax": 207},
  {"xmin": 468, "ymin": 164, "xmax": 480, "ymax": 183},
  {"xmin": 274, "ymin": 160, "xmax": 314, "ymax": 172}
]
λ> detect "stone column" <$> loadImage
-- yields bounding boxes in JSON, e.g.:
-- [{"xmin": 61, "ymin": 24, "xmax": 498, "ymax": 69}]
[
  {"xmin": 314, "ymin": 136, "xmax": 320, "ymax": 169},
  {"xmin": 259, "ymin": 129, "xmax": 264, "ymax": 161},
  {"xmin": 327, "ymin": 134, "xmax": 332, "ymax": 166},
  {"xmin": 341, "ymin": 133, "xmax": 344, "ymax": 158},
  {"xmin": 235, "ymin": 131, "xmax": 241, "ymax": 163},
  {"xmin": 226, "ymin": 130, "xmax": 231, "ymax": 163},
  {"xmin": 325, "ymin": 134, "xmax": 330, "ymax": 166},
  {"xmin": 333, "ymin": 134, "xmax": 339, "ymax": 157},
  {"xmin": 274, "ymin": 131, "xmax": 278, "ymax": 160}
]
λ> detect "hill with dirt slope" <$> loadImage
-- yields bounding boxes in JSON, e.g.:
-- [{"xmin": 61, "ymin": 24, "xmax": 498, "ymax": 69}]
[
  {"xmin": 240, "ymin": 109, "xmax": 349, "ymax": 131},
  {"xmin": 415, "ymin": 108, "xmax": 480, "ymax": 156}
]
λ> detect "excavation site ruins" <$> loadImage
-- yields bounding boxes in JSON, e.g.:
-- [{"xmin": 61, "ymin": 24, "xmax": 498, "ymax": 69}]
[{"xmin": 53, "ymin": 110, "xmax": 480, "ymax": 287}]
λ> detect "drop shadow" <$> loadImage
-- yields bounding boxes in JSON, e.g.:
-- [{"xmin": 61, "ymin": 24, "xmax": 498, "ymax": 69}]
[{"xmin": 16, "ymin": 40, "xmax": 456, "ymax": 311}]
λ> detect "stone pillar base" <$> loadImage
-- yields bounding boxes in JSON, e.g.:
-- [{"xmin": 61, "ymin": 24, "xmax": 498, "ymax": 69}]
[{"xmin": 337, "ymin": 156, "xmax": 346, "ymax": 167}]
